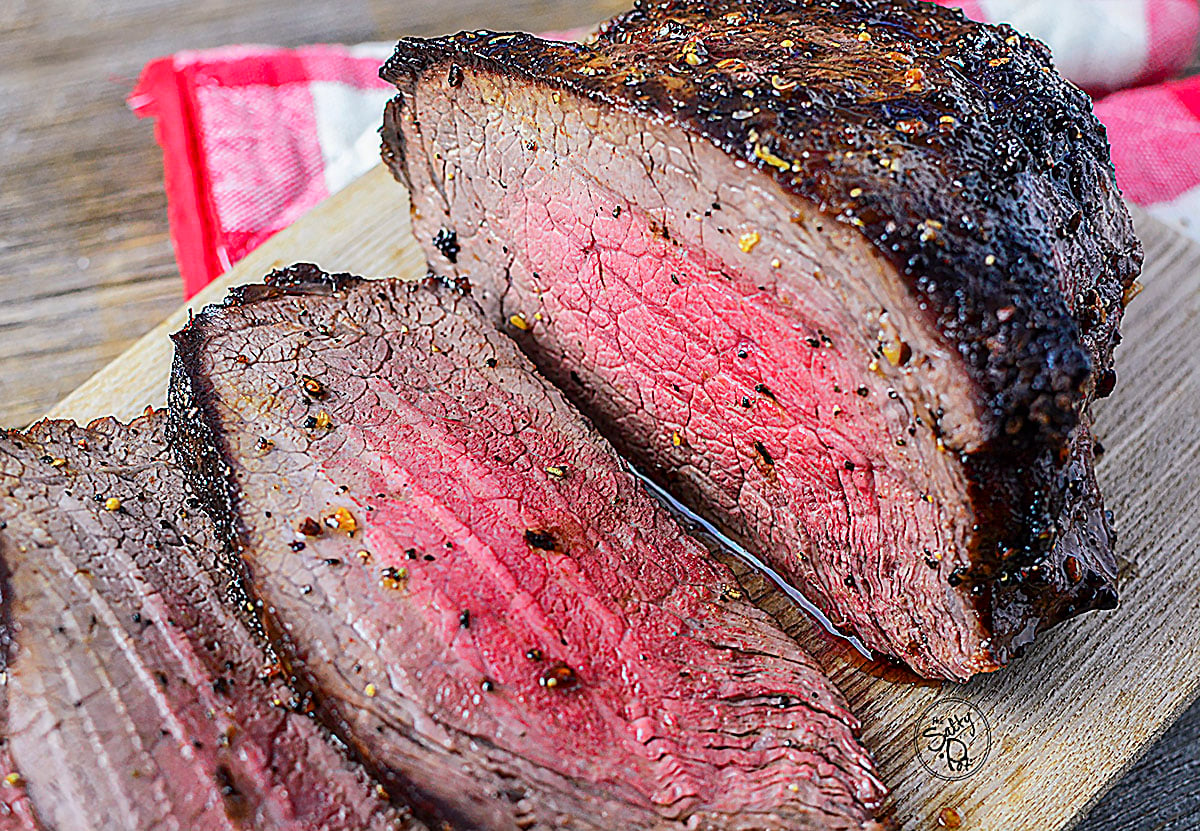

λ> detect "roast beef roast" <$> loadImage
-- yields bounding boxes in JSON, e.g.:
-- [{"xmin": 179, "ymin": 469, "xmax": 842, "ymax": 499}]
[
  {"xmin": 0, "ymin": 413, "xmax": 407, "ymax": 831},
  {"xmin": 380, "ymin": 0, "xmax": 1143, "ymax": 679},
  {"xmin": 168, "ymin": 264, "xmax": 887, "ymax": 830}
]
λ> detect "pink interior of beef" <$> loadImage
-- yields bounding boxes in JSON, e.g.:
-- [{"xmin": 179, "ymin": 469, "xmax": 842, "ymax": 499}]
[
  {"xmin": 0, "ymin": 416, "xmax": 399, "ymax": 831},
  {"xmin": 180, "ymin": 278, "xmax": 886, "ymax": 827},
  {"xmin": 394, "ymin": 64, "xmax": 1000, "ymax": 678},
  {"xmin": 280, "ymin": 365, "xmax": 880, "ymax": 816},
  {"xmin": 485, "ymin": 170, "xmax": 975, "ymax": 669}
]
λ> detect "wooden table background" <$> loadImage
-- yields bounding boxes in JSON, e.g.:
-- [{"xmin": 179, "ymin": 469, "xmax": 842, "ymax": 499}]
[{"xmin": 0, "ymin": 2, "xmax": 1194, "ymax": 828}]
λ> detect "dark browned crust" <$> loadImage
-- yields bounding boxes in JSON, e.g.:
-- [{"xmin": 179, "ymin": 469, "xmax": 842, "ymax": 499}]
[
  {"xmin": 168, "ymin": 264, "xmax": 468, "ymax": 830},
  {"xmin": 169, "ymin": 269, "xmax": 355, "ymax": 690},
  {"xmin": 0, "ymin": 481, "xmax": 27, "ymax": 828},
  {"xmin": 170, "ymin": 265, "xmax": 363, "ymax": 557},
  {"xmin": 0, "ymin": 500, "xmax": 14, "ymax": 673},
  {"xmin": 380, "ymin": 0, "xmax": 1136, "ymax": 669},
  {"xmin": 382, "ymin": 0, "xmax": 1141, "ymax": 431}
]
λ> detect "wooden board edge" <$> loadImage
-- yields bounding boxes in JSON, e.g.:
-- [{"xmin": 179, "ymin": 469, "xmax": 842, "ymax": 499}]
[
  {"xmin": 1063, "ymin": 686, "xmax": 1200, "ymax": 831},
  {"xmin": 47, "ymin": 165, "xmax": 415, "ymax": 424}
]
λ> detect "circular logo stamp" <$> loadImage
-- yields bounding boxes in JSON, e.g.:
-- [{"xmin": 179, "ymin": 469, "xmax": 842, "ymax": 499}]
[{"xmin": 914, "ymin": 697, "xmax": 992, "ymax": 781}]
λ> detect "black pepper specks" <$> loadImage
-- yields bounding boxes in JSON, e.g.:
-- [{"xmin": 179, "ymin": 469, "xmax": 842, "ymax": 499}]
[
  {"xmin": 524, "ymin": 529, "xmax": 557, "ymax": 550},
  {"xmin": 753, "ymin": 440, "xmax": 774, "ymax": 468},
  {"xmin": 303, "ymin": 410, "xmax": 333, "ymax": 431},
  {"xmin": 380, "ymin": 566, "xmax": 408, "ymax": 590},
  {"xmin": 300, "ymin": 375, "xmax": 327, "ymax": 398},
  {"xmin": 433, "ymin": 228, "xmax": 460, "ymax": 263}
]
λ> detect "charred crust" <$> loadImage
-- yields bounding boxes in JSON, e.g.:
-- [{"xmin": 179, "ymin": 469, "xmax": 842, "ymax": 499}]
[
  {"xmin": 381, "ymin": 96, "xmax": 413, "ymax": 190},
  {"xmin": 381, "ymin": 0, "xmax": 1138, "ymax": 668},
  {"xmin": 0, "ymin": 529, "xmax": 15, "ymax": 680},
  {"xmin": 225, "ymin": 263, "xmax": 363, "ymax": 308},
  {"xmin": 380, "ymin": 3, "xmax": 1141, "ymax": 452},
  {"xmin": 971, "ymin": 422, "xmax": 1118, "ymax": 662},
  {"xmin": 264, "ymin": 262, "xmax": 361, "ymax": 293}
]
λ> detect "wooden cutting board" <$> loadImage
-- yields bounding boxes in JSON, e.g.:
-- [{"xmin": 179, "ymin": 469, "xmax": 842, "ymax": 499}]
[{"xmin": 49, "ymin": 164, "xmax": 1200, "ymax": 831}]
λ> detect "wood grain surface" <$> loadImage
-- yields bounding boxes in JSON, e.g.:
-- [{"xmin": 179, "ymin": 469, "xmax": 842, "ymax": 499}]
[
  {"xmin": 4, "ymin": 2, "xmax": 1199, "ymax": 828},
  {"xmin": 49, "ymin": 166, "xmax": 417, "ymax": 421},
  {"xmin": 47, "ymin": 164, "xmax": 1200, "ymax": 831}
]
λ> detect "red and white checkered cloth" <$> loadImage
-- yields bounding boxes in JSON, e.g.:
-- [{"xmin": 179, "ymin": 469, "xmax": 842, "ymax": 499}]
[
  {"xmin": 1096, "ymin": 79, "xmax": 1200, "ymax": 235},
  {"xmin": 130, "ymin": 1, "xmax": 1200, "ymax": 298},
  {"xmin": 942, "ymin": 0, "xmax": 1200, "ymax": 94},
  {"xmin": 129, "ymin": 43, "xmax": 396, "ymax": 296}
]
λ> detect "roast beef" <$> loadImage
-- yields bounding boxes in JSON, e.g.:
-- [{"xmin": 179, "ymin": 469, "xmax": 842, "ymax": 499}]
[
  {"xmin": 0, "ymin": 413, "xmax": 407, "ymax": 831},
  {"xmin": 168, "ymin": 264, "xmax": 887, "ymax": 830},
  {"xmin": 380, "ymin": 0, "xmax": 1143, "ymax": 679}
]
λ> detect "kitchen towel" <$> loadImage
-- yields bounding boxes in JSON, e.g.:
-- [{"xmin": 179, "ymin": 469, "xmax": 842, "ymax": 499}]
[
  {"xmin": 949, "ymin": 0, "xmax": 1199, "ymax": 95},
  {"xmin": 130, "ymin": 1, "xmax": 1200, "ymax": 297},
  {"xmin": 129, "ymin": 43, "xmax": 396, "ymax": 297}
]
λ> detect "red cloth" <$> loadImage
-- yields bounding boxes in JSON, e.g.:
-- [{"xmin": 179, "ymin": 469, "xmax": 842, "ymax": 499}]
[
  {"xmin": 129, "ymin": 44, "xmax": 394, "ymax": 297},
  {"xmin": 932, "ymin": 0, "xmax": 1200, "ymax": 94},
  {"xmin": 1096, "ymin": 79, "xmax": 1200, "ymax": 235},
  {"xmin": 131, "ymin": 5, "xmax": 1200, "ymax": 297}
]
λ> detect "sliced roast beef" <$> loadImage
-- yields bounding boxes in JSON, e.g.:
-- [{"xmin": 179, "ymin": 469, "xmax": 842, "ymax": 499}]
[
  {"xmin": 380, "ymin": 0, "xmax": 1143, "ymax": 679},
  {"xmin": 0, "ymin": 413, "xmax": 407, "ymax": 831},
  {"xmin": 168, "ymin": 264, "xmax": 887, "ymax": 831}
]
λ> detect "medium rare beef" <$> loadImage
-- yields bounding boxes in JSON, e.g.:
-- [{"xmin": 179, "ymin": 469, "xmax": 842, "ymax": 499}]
[
  {"xmin": 168, "ymin": 264, "xmax": 887, "ymax": 831},
  {"xmin": 380, "ymin": 0, "xmax": 1143, "ymax": 679},
  {"xmin": 0, "ymin": 413, "xmax": 407, "ymax": 831}
]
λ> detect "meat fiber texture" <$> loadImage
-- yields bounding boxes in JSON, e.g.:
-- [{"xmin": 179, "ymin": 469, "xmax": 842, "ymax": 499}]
[
  {"xmin": 167, "ymin": 264, "xmax": 887, "ymax": 831},
  {"xmin": 380, "ymin": 0, "xmax": 1144, "ymax": 680},
  {"xmin": 0, "ymin": 413, "xmax": 408, "ymax": 831}
]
